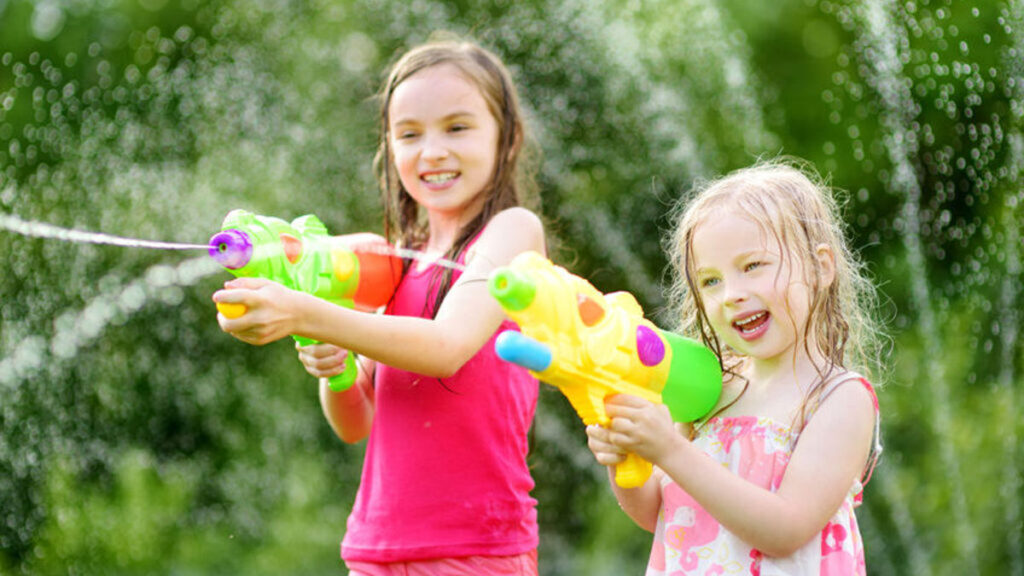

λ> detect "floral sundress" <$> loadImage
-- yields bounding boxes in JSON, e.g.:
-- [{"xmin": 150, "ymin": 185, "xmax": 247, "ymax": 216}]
[{"xmin": 646, "ymin": 379, "xmax": 879, "ymax": 576}]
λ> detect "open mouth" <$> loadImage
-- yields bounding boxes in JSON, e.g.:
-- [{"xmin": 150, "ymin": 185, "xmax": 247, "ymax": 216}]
[{"xmin": 732, "ymin": 311, "xmax": 770, "ymax": 338}]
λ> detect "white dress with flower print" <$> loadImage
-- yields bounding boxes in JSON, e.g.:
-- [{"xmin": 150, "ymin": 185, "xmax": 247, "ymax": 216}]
[{"xmin": 645, "ymin": 413, "xmax": 870, "ymax": 576}]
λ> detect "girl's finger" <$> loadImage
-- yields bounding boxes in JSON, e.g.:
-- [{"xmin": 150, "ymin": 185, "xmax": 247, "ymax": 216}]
[
  {"xmin": 223, "ymin": 277, "xmax": 270, "ymax": 290},
  {"xmin": 585, "ymin": 424, "xmax": 608, "ymax": 440},
  {"xmin": 316, "ymin": 364, "xmax": 347, "ymax": 378},
  {"xmin": 605, "ymin": 393, "xmax": 649, "ymax": 408},
  {"xmin": 296, "ymin": 342, "xmax": 344, "ymax": 359},
  {"xmin": 607, "ymin": 415, "xmax": 636, "ymax": 434},
  {"xmin": 316, "ymin": 353, "xmax": 348, "ymax": 371},
  {"xmin": 594, "ymin": 452, "xmax": 625, "ymax": 467},
  {"xmin": 217, "ymin": 314, "xmax": 254, "ymax": 335},
  {"xmin": 315, "ymin": 345, "xmax": 346, "ymax": 360},
  {"xmin": 212, "ymin": 282, "xmax": 257, "ymax": 301},
  {"xmin": 604, "ymin": 398, "xmax": 648, "ymax": 420}
]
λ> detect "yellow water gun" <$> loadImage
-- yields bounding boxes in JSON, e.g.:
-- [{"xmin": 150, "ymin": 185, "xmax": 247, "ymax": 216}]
[{"xmin": 488, "ymin": 251, "xmax": 722, "ymax": 488}]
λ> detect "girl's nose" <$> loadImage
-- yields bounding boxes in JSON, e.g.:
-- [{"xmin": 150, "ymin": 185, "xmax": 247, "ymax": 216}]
[
  {"xmin": 722, "ymin": 279, "xmax": 749, "ymax": 305},
  {"xmin": 421, "ymin": 134, "xmax": 450, "ymax": 162}
]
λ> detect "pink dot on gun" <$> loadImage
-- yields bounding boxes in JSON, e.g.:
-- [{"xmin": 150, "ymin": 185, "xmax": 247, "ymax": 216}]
[{"xmin": 636, "ymin": 325, "xmax": 665, "ymax": 366}]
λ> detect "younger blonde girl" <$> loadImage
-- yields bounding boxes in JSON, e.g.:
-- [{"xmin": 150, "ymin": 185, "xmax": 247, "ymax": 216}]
[{"xmin": 588, "ymin": 159, "xmax": 884, "ymax": 575}]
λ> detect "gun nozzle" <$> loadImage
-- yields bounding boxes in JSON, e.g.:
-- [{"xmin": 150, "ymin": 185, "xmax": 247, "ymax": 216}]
[
  {"xmin": 488, "ymin": 269, "xmax": 536, "ymax": 311},
  {"xmin": 209, "ymin": 229, "xmax": 253, "ymax": 270}
]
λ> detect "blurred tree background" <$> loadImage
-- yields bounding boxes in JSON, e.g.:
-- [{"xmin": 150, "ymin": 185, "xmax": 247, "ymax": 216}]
[{"xmin": 1, "ymin": 0, "xmax": 1021, "ymax": 574}]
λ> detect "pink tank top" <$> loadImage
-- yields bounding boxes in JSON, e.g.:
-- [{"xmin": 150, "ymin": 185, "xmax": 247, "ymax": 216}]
[{"xmin": 341, "ymin": 242, "xmax": 540, "ymax": 563}]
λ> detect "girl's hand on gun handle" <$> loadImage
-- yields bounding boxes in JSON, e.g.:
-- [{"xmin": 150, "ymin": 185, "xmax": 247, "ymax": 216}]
[
  {"xmin": 213, "ymin": 277, "xmax": 297, "ymax": 346},
  {"xmin": 586, "ymin": 424, "xmax": 628, "ymax": 467},
  {"xmin": 296, "ymin": 342, "xmax": 350, "ymax": 379},
  {"xmin": 592, "ymin": 394, "xmax": 683, "ymax": 466}
]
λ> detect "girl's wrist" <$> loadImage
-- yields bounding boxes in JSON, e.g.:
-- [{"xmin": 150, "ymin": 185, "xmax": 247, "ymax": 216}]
[
  {"xmin": 650, "ymin": 429, "xmax": 691, "ymax": 469},
  {"xmin": 289, "ymin": 289, "xmax": 319, "ymax": 339}
]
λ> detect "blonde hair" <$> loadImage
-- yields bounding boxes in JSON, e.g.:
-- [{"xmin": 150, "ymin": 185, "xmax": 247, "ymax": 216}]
[{"xmin": 665, "ymin": 158, "xmax": 885, "ymax": 420}]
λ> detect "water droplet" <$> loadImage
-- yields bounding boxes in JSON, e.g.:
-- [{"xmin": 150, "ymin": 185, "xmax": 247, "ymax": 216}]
[{"xmin": 30, "ymin": 1, "xmax": 65, "ymax": 42}]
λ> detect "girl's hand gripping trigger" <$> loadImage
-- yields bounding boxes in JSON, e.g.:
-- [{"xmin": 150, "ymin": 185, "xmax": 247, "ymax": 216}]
[
  {"xmin": 208, "ymin": 212, "xmax": 401, "ymax": 393},
  {"xmin": 211, "ymin": 278, "xmax": 360, "ymax": 389},
  {"xmin": 293, "ymin": 334, "xmax": 357, "ymax": 391}
]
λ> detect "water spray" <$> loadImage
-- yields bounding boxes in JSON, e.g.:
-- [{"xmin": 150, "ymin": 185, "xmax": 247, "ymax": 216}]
[
  {"xmin": 0, "ymin": 213, "xmax": 211, "ymax": 251},
  {"xmin": 1, "ymin": 209, "xmax": 465, "ymax": 391}
]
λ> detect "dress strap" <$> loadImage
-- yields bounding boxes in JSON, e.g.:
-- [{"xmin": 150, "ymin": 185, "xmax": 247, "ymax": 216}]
[{"xmin": 856, "ymin": 378, "xmax": 883, "ymax": 485}]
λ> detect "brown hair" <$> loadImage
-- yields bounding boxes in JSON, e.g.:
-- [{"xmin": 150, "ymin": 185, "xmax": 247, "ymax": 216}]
[
  {"xmin": 374, "ymin": 36, "xmax": 535, "ymax": 316},
  {"xmin": 665, "ymin": 158, "xmax": 885, "ymax": 428}
]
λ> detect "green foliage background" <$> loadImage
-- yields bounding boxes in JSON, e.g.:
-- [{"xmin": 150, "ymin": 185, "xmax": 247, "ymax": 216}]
[{"xmin": 1, "ymin": 0, "xmax": 1022, "ymax": 574}]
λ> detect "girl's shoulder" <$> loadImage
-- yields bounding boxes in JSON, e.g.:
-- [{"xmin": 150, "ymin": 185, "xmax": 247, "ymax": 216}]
[
  {"xmin": 483, "ymin": 207, "xmax": 544, "ymax": 235},
  {"xmin": 799, "ymin": 370, "xmax": 878, "ymax": 448},
  {"xmin": 816, "ymin": 370, "xmax": 878, "ymax": 413},
  {"xmin": 472, "ymin": 207, "xmax": 545, "ymax": 260},
  {"xmin": 710, "ymin": 366, "xmax": 877, "ymax": 426}
]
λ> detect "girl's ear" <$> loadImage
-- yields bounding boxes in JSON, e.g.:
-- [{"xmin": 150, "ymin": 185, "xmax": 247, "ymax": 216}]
[{"xmin": 815, "ymin": 243, "xmax": 836, "ymax": 289}]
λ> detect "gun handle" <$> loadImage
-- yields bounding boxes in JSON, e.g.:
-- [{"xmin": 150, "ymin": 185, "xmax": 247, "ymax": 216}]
[
  {"xmin": 615, "ymin": 453, "xmax": 654, "ymax": 489},
  {"xmin": 327, "ymin": 352, "xmax": 358, "ymax": 392},
  {"xmin": 216, "ymin": 302, "xmax": 248, "ymax": 319},
  {"xmin": 293, "ymin": 336, "xmax": 358, "ymax": 392}
]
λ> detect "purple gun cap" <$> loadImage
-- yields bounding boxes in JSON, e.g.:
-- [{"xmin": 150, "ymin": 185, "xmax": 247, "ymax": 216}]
[
  {"xmin": 636, "ymin": 325, "xmax": 666, "ymax": 367},
  {"xmin": 208, "ymin": 229, "xmax": 253, "ymax": 270}
]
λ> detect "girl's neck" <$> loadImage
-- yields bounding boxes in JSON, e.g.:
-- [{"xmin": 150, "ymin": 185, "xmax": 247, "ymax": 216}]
[
  {"xmin": 422, "ymin": 198, "xmax": 486, "ymax": 254},
  {"xmin": 413, "ymin": 203, "xmax": 485, "ymax": 272},
  {"xmin": 745, "ymin": 344, "xmax": 829, "ymax": 395},
  {"xmin": 424, "ymin": 221, "xmax": 460, "ymax": 255},
  {"xmin": 717, "ymin": 352, "xmax": 834, "ymax": 425}
]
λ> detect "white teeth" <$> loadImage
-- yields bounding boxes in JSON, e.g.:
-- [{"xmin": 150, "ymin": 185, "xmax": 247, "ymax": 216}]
[
  {"xmin": 735, "ymin": 312, "xmax": 766, "ymax": 332},
  {"xmin": 423, "ymin": 172, "xmax": 457, "ymax": 184},
  {"xmin": 735, "ymin": 312, "xmax": 764, "ymax": 326}
]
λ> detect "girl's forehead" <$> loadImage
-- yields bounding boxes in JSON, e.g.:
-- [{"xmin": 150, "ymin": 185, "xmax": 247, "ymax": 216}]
[
  {"xmin": 691, "ymin": 209, "xmax": 779, "ymax": 263},
  {"xmin": 693, "ymin": 207, "xmax": 768, "ymax": 245},
  {"xmin": 389, "ymin": 64, "xmax": 486, "ymax": 120}
]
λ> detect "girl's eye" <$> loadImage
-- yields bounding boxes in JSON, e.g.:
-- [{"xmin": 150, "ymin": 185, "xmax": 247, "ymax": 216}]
[
  {"xmin": 744, "ymin": 261, "xmax": 763, "ymax": 272},
  {"xmin": 700, "ymin": 277, "xmax": 719, "ymax": 289},
  {"xmin": 397, "ymin": 131, "xmax": 419, "ymax": 140},
  {"xmin": 449, "ymin": 123, "xmax": 469, "ymax": 133}
]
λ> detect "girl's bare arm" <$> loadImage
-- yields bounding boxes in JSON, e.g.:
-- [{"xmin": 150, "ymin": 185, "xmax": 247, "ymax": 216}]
[
  {"xmin": 607, "ymin": 381, "xmax": 875, "ymax": 556},
  {"xmin": 317, "ymin": 357, "xmax": 375, "ymax": 443},
  {"xmin": 215, "ymin": 207, "xmax": 545, "ymax": 377}
]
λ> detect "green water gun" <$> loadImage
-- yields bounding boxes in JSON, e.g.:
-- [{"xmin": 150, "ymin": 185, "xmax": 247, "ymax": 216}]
[
  {"xmin": 208, "ymin": 209, "xmax": 402, "ymax": 391},
  {"xmin": 489, "ymin": 251, "xmax": 722, "ymax": 488}
]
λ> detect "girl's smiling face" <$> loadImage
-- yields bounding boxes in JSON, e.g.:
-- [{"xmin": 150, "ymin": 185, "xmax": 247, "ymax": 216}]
[
  {"xmin": 692, "ymin": 208, "xmax": 815, "ymax": 366},
  {"xmin": 387, "ymin": 63, "xmax": 500, "ymax": 225}
]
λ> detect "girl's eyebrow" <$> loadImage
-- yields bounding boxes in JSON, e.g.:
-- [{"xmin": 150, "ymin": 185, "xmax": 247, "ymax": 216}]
[
  {"xmin": 392, "ymin": 111, "xmax": 477, "ymax": 127},
  {"xmin": 735, "ymin": 249, "xmax": 768, "ymax": 261},
  {"xmin": 695, "ymin": 249, "xmax": 771, "ymax": 274}
]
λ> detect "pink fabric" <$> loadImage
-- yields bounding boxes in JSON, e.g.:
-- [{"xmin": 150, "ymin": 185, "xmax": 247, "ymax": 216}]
[
  {"xmin": 646, "ymin": 379, "xmax": 879, "ymax": 576},
  {"xmin": 347, "ymin": 549, "xmax": 538, "ymax": 576},
  {"xmin": 341, "ymin": 241, "xmax": 539, "ymax": 563}
]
